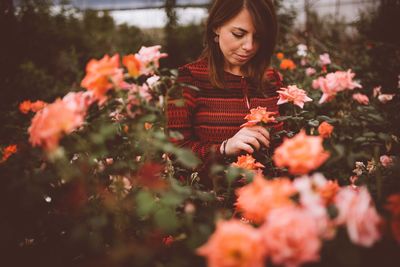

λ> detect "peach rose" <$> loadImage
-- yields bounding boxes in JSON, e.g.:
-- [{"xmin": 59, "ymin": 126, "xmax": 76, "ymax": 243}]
[
  {"xmin": 241, "ymin": 106, "xmax": 277, "ymax": 127},
  {"xmin": 232, "ymin": 154, "xmax": 265, "ymax": 170},
  {"xmin": 277, "ymin": 85, "xmax": 312, "ymax": 108},
  {"xmin": 197, "ymin": 220, "xmax": 266, "ymax": 267},
  {"xmin": 28, "ymin": 93, "xmax": 91, "ymax": 151},
  {"xmin": 318, "ymin": 121, "xmax": 334, "ymax": 138},
  {"xmin": 261, "ymin": 206, "xmax": 321, "ymax": 267},
  {"xmin": 352, "ymin": 93, "xmax": 369, "ymax": 105},
  {"xmin": 235, "ymin": 174, "xmax": 296, "ymax": 224},
  {"xmin": 81, "ymin": 54, "xmax": 124, "ymax": 103},
  {"xmin": 335, "ymin": 187, "xmax": 381, "ymax": 247},
  {"xmin": 276, "ymin": 52, "xmax": 284, "ymax": 60},
  {"xmin": 273, "ymin": 130, "xmax": 330, "ymax": 175}
]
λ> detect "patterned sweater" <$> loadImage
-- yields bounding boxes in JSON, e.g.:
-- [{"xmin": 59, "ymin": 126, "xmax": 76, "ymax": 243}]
[{"xmin": 167, "ymin": 58, "xmax": 283, "ymax": 166}]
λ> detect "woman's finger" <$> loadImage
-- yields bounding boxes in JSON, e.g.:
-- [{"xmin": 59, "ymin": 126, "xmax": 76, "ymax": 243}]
[
  {"xmin": 237, "ymin": 142, "xmax": 254, "ymax": 154},
  {"xmin": 242, "ymin": 136, "xmax": 260, "ymax": 150}
]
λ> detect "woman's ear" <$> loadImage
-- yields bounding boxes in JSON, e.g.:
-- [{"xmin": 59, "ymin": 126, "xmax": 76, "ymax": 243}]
[{"xmin": 213, "ymin": 27, "xmax": 221, "ymax": 36}]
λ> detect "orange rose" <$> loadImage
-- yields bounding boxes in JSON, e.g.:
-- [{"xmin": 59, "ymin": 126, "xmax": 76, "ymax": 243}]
[
  {"xmin": 276, "ymin": 52, "xmax": 284, "ymax": 60},
  {"xmin": 232, "ymin": 154, "xmax": 265, "ymax": 170},
  {"xmin": 122, "ymin": 54, "xmax": 142, "ymax": 78},
  {"xmin": 280, "ymin": 59, "xmax": 296, "ymax": 70},
  {"xmin": 241, "ymin": 106, "xmax": 277, "ymax": 127},
  {"xmin": 19, "ymin": 100, "xmax": 46, "ymax": 114},
  {"xmin": 273, "ymin": 130, "xmax": 330, "ymax": 175},
  {"xmin": 144, "ymin": 122, "xmax": 153, "ymax": 130},
  {"xmin": 318, "ymin": 121, "xmax": 334, "ymax": 138},
  {"xmin": 81, "ymin": 54, "xmax": 123, "ymax": 103},
  {"xmin": 1, "ymin": 144, "xmax": 18, "ymax": 163},
  {"xmin": 19, "ymin": 100, "xmax": 31, "ymax": 114},
  {"xmin": 318, "ymin": 180, "xmax": 339, "ymax": 205}
]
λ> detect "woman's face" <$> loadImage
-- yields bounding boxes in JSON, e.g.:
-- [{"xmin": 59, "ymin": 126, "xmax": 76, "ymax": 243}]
[{"xmin": 215, "ymin": 8, "xmax": 260, "ymax": 75}]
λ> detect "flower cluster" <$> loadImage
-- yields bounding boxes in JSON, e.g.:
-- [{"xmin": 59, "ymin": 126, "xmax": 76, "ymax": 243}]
[
  {"xmin": 312, "ymin": 69, "xmax": 362, "ymax": 104},
  {"xmin": 198, "ymin": 173, "xmax": 382, "ymax": 267},
  {"xmin": 26, "ymin": 45, "xmax": 167, "ymax": 152}
]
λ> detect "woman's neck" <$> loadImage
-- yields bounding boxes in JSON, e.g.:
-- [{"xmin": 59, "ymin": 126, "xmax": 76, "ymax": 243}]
[{"xmin": 224, "ymin": 66, "xmax": 243, "ymax": 77}]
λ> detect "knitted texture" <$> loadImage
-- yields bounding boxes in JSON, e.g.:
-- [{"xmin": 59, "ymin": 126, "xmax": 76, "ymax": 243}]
[{"xmin": 167, "ymin": 58, "xmax": 283, "ymax": 165}]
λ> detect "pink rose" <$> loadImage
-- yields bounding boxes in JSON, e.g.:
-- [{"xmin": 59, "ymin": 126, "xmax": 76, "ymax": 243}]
[
  {"xmin": 319, "ymin": 53, "xmax": 331, "ymax": 66},
  {"xmin": 306, "ymin": 67, "xmax": 316, "ymax": 76},
  {"xmin": 380, "ymin": 155, "xmax": 393, "ymax": 167},
  {"xmin": 335, "ymin": 187, "xmax": 382, "ymax": 247},
  {"xmin": 135, "ymin": 45, "xmax": 168, "ymax": 75},
  {"xmin": 378, "ymin": 94, "xmax": 395, "ymax": 103},
  {"xmin": 261, "ymin": 206, "xmax": 321, "ymax": 267},
  {"xmin": 313, "ymin": 70, "xmax": 362, "ymax": 104},
  {"xmin": 293, "ymin": 174, "xmax": 335, "ymax": 239},
  {"xmin": 277, "ymin": 85, "xmax": 313, "ymax": 108},
  {"xmin": 352, "ymin": 93, "xmax": 369, "ymax": 105}
]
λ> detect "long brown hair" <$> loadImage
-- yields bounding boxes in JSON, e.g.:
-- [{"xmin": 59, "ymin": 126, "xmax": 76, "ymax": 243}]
[{"xmin": 200, "ymin": 0, "xmax": 278, "ymax": 90}]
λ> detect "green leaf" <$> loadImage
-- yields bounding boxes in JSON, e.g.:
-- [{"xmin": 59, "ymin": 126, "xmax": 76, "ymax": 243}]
[
  {"xmin": 226, "ymin": 166, "xmax": 241, "ymax": 184},
  {"xmin": 136, "ymin": 191, "xmax": 156, "ymax": 217},
  {"xmin": 377, "ymin": 132, "xmax": 391, "ymax": 141},
  {"xmin": 317, "ymin": 115, "xmax": 335, "ymax": 123},
  {"xmin": 308, "ymin": 119, "xmax": 320, "ymax": 127},
  {"xmin": 154, "ymin": 208, "xmax": 179, "ymax": 232},
  {"xmin": 353, "ymin": 137, "xmax": 368, "ymax": 143},
  {"xmin": 363, "ymin": 132, "xmax": 376, "ymax": 138},
  {"xmin": 175, "ymin": 149, "xmax": 200, "ymax": 168},
  {"xmin": 160, "ymin": 192, "xmax": 184, "ymax": 206}
]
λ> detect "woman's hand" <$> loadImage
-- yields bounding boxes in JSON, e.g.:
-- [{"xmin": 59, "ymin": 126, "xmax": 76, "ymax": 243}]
[{"xmin": 222, "ymin": 126, "xmax": 270, "ymax": 156}]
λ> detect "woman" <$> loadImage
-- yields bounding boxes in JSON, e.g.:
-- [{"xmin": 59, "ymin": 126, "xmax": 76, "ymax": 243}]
[{"xmin": 167, "ymin": 0, "xmax": 283, "ymax": 178}]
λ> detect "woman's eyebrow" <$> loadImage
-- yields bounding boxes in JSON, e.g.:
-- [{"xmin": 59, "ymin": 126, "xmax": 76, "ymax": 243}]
[{"xmin": 232, "ymin": 27, "xmax": 248, "ymax": 33}]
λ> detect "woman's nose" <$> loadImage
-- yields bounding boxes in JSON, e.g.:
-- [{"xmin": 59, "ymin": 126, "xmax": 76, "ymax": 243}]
[{"xmin": 242, "ymin": 36, "xmax": 255, "ymax": 51}]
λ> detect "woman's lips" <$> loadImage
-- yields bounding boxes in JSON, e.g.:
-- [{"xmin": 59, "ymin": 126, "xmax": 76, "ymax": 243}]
[{"xmin": 235, "ymin": 53, "xmax": 252, "ymax": 61}]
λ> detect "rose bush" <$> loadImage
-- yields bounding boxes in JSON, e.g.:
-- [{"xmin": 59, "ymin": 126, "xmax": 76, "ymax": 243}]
[{"xmin": 1, "ymin": 43, "xmax": 399, "ymax": 267}]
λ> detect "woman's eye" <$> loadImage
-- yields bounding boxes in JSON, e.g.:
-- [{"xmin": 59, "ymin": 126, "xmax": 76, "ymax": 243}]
[{"xmin": 232, "ymin": 32, "xmax": 244, "ymax": 38}]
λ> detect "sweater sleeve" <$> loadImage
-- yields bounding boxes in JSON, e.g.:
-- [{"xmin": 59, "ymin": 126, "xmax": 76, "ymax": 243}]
[{"xmin": 167, "ymin": 66, "xmax": 222, "ymax": 164}]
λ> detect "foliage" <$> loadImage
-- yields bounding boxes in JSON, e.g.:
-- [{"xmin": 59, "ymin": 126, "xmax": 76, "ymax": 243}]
[{"xmin": 1, "ymin": 1, "xmax": 399, "ymax": 267}]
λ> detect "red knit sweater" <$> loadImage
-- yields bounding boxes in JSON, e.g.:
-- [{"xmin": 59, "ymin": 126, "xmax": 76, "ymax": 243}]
[{"xmin": 167, "ymin": 58, "xmax": 283, "ymax": 165}]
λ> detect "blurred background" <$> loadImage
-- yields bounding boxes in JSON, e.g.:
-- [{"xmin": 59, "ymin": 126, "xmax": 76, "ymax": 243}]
[{"xmin": 0, "ymin": 0, "xmax": 399, "ymax": 144}]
